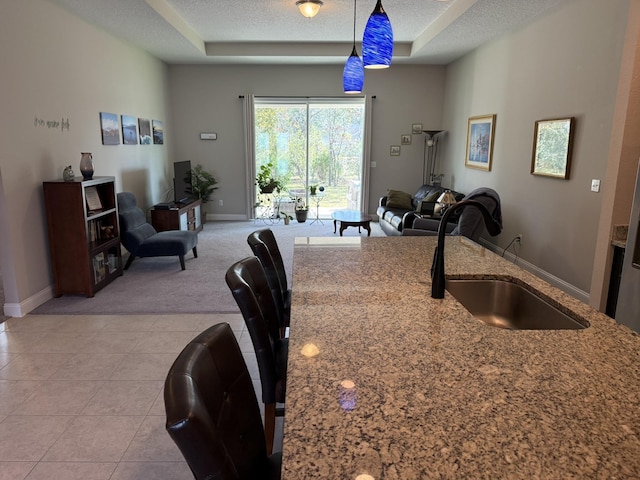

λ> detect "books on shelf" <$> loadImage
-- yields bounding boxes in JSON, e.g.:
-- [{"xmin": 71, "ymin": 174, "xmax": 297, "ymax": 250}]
[{"xmin": 92, "ymin": 252, "xmax": 106, "ymax": 283}]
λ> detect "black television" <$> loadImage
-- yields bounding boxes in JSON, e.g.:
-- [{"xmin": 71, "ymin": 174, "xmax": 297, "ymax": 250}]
[{"xmin": 173, "ymin": 160, "xmax": 192, "ymax": 204}]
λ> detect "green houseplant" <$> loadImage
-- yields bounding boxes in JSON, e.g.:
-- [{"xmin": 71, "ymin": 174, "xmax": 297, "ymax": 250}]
[
  {"xmin": 185, "ymin": 164, "xmax": 219, "ymax": 224},
  {"xmin": 255, "ymin": 161, "xmax": 284, "ymax": 194},
  {"xmin": 186, "ymin": 164, "xmax": 219, "ymax": 203},
  {"xmin": 295, "ymin": 197, "xmax": 308, "ymax": 223}
]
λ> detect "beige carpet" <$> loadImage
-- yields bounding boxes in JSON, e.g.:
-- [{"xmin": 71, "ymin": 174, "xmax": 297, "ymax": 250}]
[{"xmin": 32, "ymin": 219, "xmax": 384, "ymax": 315}]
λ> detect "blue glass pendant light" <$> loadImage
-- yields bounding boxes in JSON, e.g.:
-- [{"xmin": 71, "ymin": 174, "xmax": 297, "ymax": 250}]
[
  {"xmin": 343, "ymin": 0, "xmax": 364, "ymax": 94},
  {"xmin": 362, "ymin": 0, "xmax": 393, "ymax": 69}
]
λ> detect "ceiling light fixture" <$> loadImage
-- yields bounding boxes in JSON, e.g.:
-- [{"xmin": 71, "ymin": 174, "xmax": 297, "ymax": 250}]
[
  {"xmin": 362, "ymin": 0, "xmax": 393, "ymax": 69},
  {"xmin": 296, "ymin": 0, "xmax": 323, "ymax": 18},
  {"xmin": 343, "ymin": 0, "xmax": 364, "ymax": 94}
]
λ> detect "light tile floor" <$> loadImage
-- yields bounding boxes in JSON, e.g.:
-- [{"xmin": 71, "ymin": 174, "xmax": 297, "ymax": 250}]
[{"xmin": 0, "ymin": 313, "xmax": 278, "ymax": 480}]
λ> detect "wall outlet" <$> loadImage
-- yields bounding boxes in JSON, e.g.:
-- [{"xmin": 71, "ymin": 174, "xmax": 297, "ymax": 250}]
[
  {"xmin": 591, "ymin": 179, "xmax": 601, "ymax": 192},
  {"xmin": 218, "ymin": 199, "xmax": 223, "ymax": 206},
  {"xmin": 515, "ymin": 234, "xmax": 523, "ymax": 244}
]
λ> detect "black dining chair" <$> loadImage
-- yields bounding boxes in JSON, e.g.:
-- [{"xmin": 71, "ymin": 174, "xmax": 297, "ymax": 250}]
[
  {"xmin": 225, "ymin": 257, "xmax": 288, "ymax": 455},
  {"xmin": 247, "ymin": 229, "xmax": 290, "ymax": 337},
  {"xmin": 164, "ymin": 322, "xmax": 282, "ymax": 480}
]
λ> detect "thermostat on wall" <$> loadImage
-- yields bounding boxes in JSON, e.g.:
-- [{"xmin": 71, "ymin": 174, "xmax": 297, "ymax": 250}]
[{"xmin": 200, "ymin": 132, "xmax": 217, "ymax": 140}]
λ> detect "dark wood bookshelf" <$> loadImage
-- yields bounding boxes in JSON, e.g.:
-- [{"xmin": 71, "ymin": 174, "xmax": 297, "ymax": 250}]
[{"xmin": 43, "ymin": 176, "xmax": 123, "ymax": 297}]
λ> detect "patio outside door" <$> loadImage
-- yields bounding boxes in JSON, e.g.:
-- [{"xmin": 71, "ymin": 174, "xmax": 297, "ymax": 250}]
[{"xmin": 254, "ymin": 98, "xmax": 365, "ymax": 219}]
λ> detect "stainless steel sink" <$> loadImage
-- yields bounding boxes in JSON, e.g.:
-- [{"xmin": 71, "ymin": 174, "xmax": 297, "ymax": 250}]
[{"xmin": 445, "ymin": 279, "xmax": 589, "ymax": 330}]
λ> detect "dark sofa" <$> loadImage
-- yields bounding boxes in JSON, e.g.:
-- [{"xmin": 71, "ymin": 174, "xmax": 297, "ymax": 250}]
[{"xmin": 377, "ymin": 185, "xmax": 465, "ymax": 236}]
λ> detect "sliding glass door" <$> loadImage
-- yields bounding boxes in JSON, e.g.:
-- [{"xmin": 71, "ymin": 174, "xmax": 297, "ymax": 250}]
[{"xmin": 254, "ymin": 97, "xmax": 365, "ymax": 218}]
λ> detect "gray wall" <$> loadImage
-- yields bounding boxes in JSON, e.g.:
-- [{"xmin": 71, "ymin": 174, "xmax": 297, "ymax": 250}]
[
  {"xmin": 0, "ymin": 0, "xmax": 170, "ymax": 315},
  {"xmin": 440, "ymin": 0, "xmax": 631, "ymax": 295},
  {"xmin": 168, "ymin": 64, "xmax": 447, "ymax": 218}
]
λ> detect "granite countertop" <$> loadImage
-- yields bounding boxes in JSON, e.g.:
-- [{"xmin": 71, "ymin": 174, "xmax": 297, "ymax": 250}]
[{"xmin": 282, "ymin": 236, "xmax": 640, "ymax": 479}]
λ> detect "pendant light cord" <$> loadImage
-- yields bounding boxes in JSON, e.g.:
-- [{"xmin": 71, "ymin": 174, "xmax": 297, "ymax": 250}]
[{"xmin": 352, "ymin": 0, "xmax": 357, "ymax": 47}]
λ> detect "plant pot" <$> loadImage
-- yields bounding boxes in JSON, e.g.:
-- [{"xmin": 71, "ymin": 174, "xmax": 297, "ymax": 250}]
[
  {"xmin": 260, "ymin": 185, "xmax": 275, "ymax": 194},
  {"xmin": 284, "ymin": 217, "xmax": 290, "ymax": 225},
  {"xmin": 295, "ymin": 210, "xmax": 308, "ymax": 223}
]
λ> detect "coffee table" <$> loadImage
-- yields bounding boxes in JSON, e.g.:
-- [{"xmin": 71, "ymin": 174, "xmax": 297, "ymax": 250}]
[{"xmin": 331, "ymin": 210, "xmax": 371, "ymax": 236}]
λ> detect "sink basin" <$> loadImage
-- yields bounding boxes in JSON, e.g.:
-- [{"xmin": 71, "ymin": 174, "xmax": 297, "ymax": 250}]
[{"xmin": 445, "ymin": 279, "xmax": 589, "ymax": 330}]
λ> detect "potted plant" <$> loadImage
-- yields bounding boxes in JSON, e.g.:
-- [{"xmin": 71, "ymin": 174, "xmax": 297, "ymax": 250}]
[
  {"xmin": 280, "ymin": 211, "xmax": 293, "ymax": 225},
  {"xmin": 295, "ymin": 197, "xmax": 308, "ymax": 223},
  {"xmin": 185, "ymin": 164, "xmax": 219, "ymax": 223},
  {"xmin": 309, "ymin": 184, "xmax": 318, "ymax": 196},
  {"xmin": 256, "ymin": 161, "xmax": 284, "ymax": 194}
]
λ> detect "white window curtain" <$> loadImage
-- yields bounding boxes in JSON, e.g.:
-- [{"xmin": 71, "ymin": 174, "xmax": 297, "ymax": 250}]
[{"xmin": 242, "ymin": 94, "xmax": 256, "ymax": 219}]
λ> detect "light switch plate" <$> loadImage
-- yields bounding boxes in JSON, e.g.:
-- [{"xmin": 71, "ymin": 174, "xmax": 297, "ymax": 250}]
[{"xmin": 591, "ymin": 179, "xmax": 600, "ymax": 192}]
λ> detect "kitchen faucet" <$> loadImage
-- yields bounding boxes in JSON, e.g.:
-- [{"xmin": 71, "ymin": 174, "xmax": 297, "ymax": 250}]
[{"xmin": 431, "ymin": 200, "xmax": 502, "ymax": 299}]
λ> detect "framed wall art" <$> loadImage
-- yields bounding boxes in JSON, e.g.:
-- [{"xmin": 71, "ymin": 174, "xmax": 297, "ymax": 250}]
[
  {"xmin": 138, "ymin": 118, "xmax": 152, "ymax": 144},
  {"xmin": 390, "ymin": 145, "xmax": 400, "ymax": 156},
  {"xmin": 411, "ymin": 123, "xmax": 423, "ymax": 134},
  {"xmin": 465, "ymin": 114, "xmax": 496, "ymax": 171},
  {"xmin": 99, "ymin": 112, "xmax": 120, "ymax": 145},
  {"xmin": 121, "ymin": 115, "xmax": 138, "ymax": 145},
  {"xmin": 531, "ymin": 117, "xmax": 575, "ymax": 179},
  {"xmin": 401, "ymin": 134, "xmax": 411, "ymax": 145},
  {"xmin": 152, "ymin": 120, "xmax": 164, "ymax": 145}
]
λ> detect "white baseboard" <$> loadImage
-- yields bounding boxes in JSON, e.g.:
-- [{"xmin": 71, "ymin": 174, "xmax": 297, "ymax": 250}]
[
  {"xmin": 3, "ymin": 285, "xmax": 53, "ymax": 318},
  {"xmin": 478, "ymin": 238, "xmax": 590, "ymax": 304},
  {"xmin": 207, "ymin": 213, "xmax": 247, "ymax": 221}
]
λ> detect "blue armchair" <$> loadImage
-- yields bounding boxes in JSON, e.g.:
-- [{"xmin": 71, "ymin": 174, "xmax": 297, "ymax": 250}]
[{"xmin": 117, "ymin": 192, "xmax": 198, "ymax": 270}]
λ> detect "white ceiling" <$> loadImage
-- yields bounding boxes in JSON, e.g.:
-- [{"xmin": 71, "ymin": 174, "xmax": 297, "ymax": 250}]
[{"xmin": 48, "ymin": 0, "xmax": 565, "ymax": 65}]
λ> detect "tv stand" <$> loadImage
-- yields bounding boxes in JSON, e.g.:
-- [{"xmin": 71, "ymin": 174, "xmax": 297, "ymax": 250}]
[{"xmin": 151, "ymin": 198, "xmax": 202, "ymax": 233}]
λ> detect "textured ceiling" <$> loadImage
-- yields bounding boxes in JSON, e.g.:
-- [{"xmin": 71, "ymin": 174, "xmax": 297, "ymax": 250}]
[{"xmin": 48, "ymin": 0, "xmax": 565, "ymax": 65}]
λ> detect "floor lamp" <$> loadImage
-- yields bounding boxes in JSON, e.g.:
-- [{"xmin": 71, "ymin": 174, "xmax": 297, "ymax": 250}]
[{"xmin": 422, "ymin": 130, "xmax": 444, "ymax": 186}]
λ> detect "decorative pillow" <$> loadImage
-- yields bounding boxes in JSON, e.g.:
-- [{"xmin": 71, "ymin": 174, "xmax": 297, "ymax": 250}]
[
  {"xmin": 415, "ymin": 191, "xmax": 443, "ymax": 213},
  {"xmin": 386, "ymin": 189, "xmax": 413, "ymax": 210},
  {"xmin": 425, "ymin": 191, "xmax": 442, "ymax": 202}
]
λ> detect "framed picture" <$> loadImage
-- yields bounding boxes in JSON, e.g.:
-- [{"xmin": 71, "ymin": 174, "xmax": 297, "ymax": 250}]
[
  {"xmin": 401, "ymin": 134, "xmax": 412, "ymax": 145},
  {"xmin": 465, "ymin": 114, "xmax": 496, "ymax": 171},
  {"xmin": 121, "ymin": 115, "xmax": 138, "ymax": 145},
  {"xmin": 390, "ymin": 145, "xmax": 401, "ymax": 156},
  {"xmin": 152, "ymin": 120, "xmax": 164, "ymax": 145},
  {"xmin": 531, "ymin": 117, "xmax": 575, "ymax": 179},
  {"xmin": 85, "ymin": 186, "xmax": 103, "ymax": 212},
  {"xmin": 99, "ymin": 112, "xmax": 120, "ymax": 145},
  {"xmin": 138, "ymin": 118, "xmax": 152, "ymax": 144},
  {"xmin": 411, "ymin": 123, "xmax": 423, "ymax": 134}
]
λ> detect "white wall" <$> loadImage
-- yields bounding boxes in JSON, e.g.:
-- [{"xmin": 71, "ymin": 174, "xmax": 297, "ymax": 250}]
[
  {"xmin": 440, "ymin": 0, "xmax": 631, "ymax": 295},
  {"xmin": 0, "ymin": 0, "xmax": 171, "ymax": 316},
  {"xmin": 168, "ymin": 64, "xmax": 447, "ymax": 218}
]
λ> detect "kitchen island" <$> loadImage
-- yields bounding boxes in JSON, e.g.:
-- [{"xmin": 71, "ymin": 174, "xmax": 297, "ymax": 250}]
[{"xmin": 282, "ymin": 235, "xmax": 640, "ymax": 479}]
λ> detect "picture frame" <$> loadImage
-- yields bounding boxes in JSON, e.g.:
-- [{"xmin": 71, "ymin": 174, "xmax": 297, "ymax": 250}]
[
  {"xmin": 85, "ymin": 186, "xmax": 103, "ymax": 212},
  {"xmin": 138, "ymin": 118, "xmax": 152, "ymax": 144},
  {"xmin": 401, "ymin": 134, "xmax": 412, "ymax": 145},
  {"xmin": 465, "ymin": 114, "xmax": 496, "ymax": 171},
  {"xmin": 99, "ymin": 112, "xmax": 120, "ymax": 145},
  {"xmin": 152, "ymin": 120, "xmax": 164, "ymax": 145},
  {"xmin": 411, "ymin": 123, "xmax": 423, "ymax": 134},
  {"xmin": 390, "ymin": 145, "xmax": 401, "ymax": 156},
  {"xmin": 121, "ymin": 115, "xmax": 138, "ymax": 145},
  {"xmin": 531, "ymin": 117, "xmax": 575, "ymax": 179}
]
